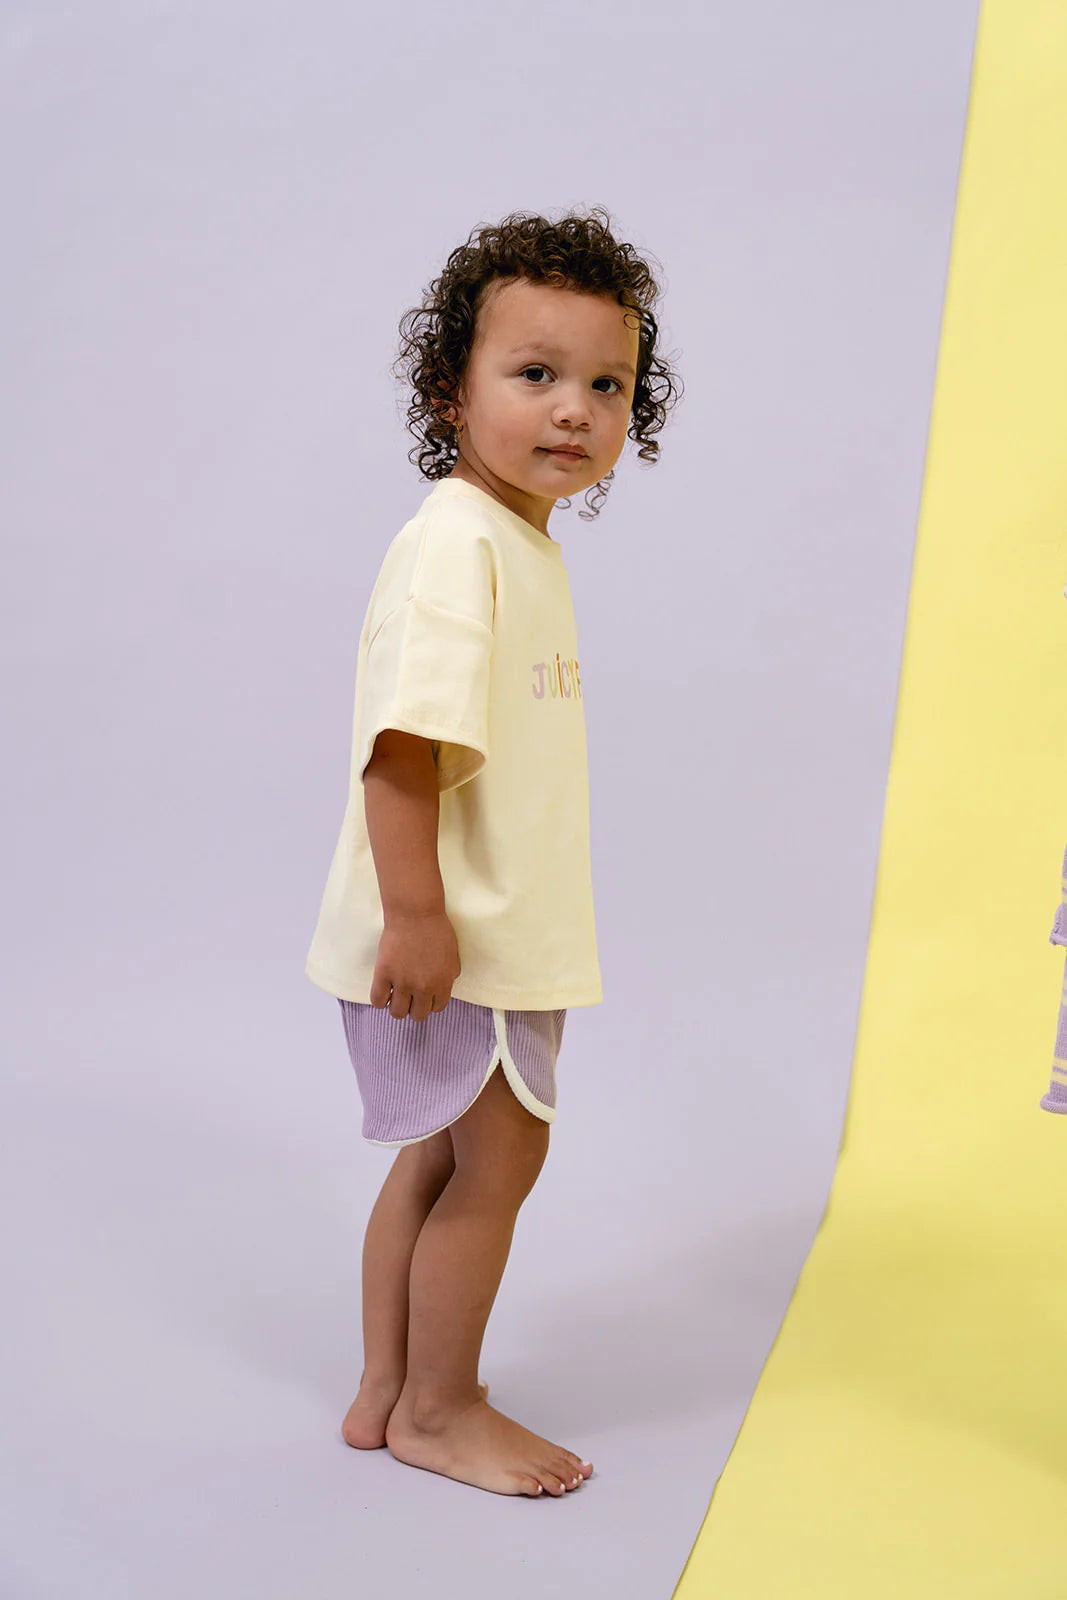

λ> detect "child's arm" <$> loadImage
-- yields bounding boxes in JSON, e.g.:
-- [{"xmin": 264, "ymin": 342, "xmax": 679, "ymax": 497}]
[
  {"xmin": 363, "ymin": 728, "xmax": 446, "ymax": 919},
  {"xmin": 363, "ymin": 728, "xmax": 461, "ymax": 1017}
]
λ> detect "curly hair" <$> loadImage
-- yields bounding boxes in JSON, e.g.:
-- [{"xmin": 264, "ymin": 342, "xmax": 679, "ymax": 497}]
[{"xmin": 391, "ymin": 206, "xmax": 683, "ymax": 522}]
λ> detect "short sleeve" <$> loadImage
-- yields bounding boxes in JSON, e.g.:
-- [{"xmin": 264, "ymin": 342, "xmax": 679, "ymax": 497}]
[{"xmin": 356, "ymin": 595, "xmax": 493, "ymax": 793}]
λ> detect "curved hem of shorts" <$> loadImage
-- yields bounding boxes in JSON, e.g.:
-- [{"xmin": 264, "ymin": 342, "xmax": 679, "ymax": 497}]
[
  {"xmin": 490, "ymin": 1007, "xmax": 556, "ymax": 1125},
  {"xmin": 362, "ymin": 1008, "xmax": 557, "ymax": 1149}
]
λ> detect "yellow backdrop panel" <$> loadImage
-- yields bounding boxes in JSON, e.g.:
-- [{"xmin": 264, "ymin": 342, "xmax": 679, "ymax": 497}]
[{"xmin": 675, "ymin": 4, "xmax": 1067, "ymax": 1594}]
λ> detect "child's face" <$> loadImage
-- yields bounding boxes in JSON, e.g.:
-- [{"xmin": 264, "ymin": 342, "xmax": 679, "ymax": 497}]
[{"xmin": 449, "ymin": 276, "xmax": 640, "ymax": 534}]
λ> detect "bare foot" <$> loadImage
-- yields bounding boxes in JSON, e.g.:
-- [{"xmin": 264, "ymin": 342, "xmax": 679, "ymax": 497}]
[
  {"xmin": 385, "ymin": 1392, "xmax": 593, "ymax": 1497},
  {"xmin": 342, "ymin": 1376, "xmax": 490, "ymax": 1450}
]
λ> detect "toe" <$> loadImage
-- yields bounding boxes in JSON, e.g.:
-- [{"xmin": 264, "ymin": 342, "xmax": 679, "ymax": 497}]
[{"xmin": 538, "ymin": 1469, "xmax": 567, "ymax": 1497}]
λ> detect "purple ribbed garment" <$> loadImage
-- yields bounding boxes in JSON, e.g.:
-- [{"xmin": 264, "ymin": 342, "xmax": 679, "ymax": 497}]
[
  {"xmin": 1040, "ymin": 841, "xmax": 1067, "ymax": 1114},
  {"xmin": 337, "ymin": 996, "xmax": 567, "ymax": 1147}
]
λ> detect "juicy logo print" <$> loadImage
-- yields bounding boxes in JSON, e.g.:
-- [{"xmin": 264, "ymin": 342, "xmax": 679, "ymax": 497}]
[{"xmin": 532, "ymin": 654, "xmax": 582, "ymax": 700}]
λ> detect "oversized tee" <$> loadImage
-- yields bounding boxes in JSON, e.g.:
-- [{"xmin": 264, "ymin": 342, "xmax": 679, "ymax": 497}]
[{"xmin": 304, "ymin": 476, "xmax": 602, "ymax": 1010}]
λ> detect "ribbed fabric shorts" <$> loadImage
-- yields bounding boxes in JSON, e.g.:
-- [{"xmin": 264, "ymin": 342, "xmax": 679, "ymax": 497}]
[
  {"xmin": 1040, "ymin": 840, "xmax": 1067, "ymax": 1114},
  {"xmin": 336, "ymin": 996, "xmax": 568, "ymax": 1148},
  {"xmin": 1040, "ymin": 948, "xmax": 1067, "ymax": 1112}
]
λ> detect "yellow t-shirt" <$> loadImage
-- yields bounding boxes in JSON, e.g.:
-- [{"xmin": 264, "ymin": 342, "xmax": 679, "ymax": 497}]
[{"xmin": 305, "ymin": 477, "xmax": 602, "ymax": 1010}]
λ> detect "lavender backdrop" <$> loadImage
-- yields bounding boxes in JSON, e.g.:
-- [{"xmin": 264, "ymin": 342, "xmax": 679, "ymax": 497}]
[{"xmin": 2, "ymin": 3, "xmax": 980, "ymax": 1595}]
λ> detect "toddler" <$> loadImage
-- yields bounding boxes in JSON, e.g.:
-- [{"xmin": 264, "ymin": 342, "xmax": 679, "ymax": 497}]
[{"xmin": 306, "ymin": 206, "xmax": 681, "ymax": 1497}]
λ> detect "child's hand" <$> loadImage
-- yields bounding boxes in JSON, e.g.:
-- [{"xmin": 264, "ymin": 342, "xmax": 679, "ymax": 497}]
[{"xmin": 369, "ymin": 910, "xmax": 462, "ymax": 1021}]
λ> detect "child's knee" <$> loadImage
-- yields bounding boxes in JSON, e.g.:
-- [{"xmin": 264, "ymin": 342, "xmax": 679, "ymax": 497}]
[
  {"xmin": 401, "ymin": 1127, "xmax": 456, "ymax": 1189},
  {"xmin": 465, "ymin": 1137, "xmax": 547, "ymax": 1207},
  {"xmin": 450, "ymin": 1075, "xmax": 549, "ymax": 1199},
  {"xmin": 505, "ymin": 1122, "xmax": 550, "ymax": 1198}
]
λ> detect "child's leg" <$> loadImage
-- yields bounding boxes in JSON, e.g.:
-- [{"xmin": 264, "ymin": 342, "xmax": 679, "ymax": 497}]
[
  {"xmin": 362, "ymin": 1132, "xmax": 456, "ymax": 1381},
  {"xmin": 343, "ymin": 1125, "xmax": 494, "ymax": 1449},
  {"xmin": 386, "ymin": 1064, "xmax": 593, "ymax": 1498},
  {"xmin": 342, "ymin": 1130, "xmax": 456, "ymax": 1449}
]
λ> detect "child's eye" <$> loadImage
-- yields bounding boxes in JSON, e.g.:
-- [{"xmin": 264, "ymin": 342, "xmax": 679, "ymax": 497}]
[{"xmin": 520, "ymin": 365, "xmax": 623, "ymax": 395}]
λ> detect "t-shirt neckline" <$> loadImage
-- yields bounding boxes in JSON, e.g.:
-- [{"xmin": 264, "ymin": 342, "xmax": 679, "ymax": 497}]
[{"xmin": 429, "ymin": 478, "xmax": 564, "ymax": 559}]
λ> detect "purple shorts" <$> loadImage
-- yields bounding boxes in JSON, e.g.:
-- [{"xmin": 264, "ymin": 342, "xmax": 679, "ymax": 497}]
[
  {"xmin": 1040, "ymin": 842, "xmax": 1067, "ymax": 1114},
  {"xmin": 337, "ymin": 996, "xmax": 567, "ymax": 1147}
]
